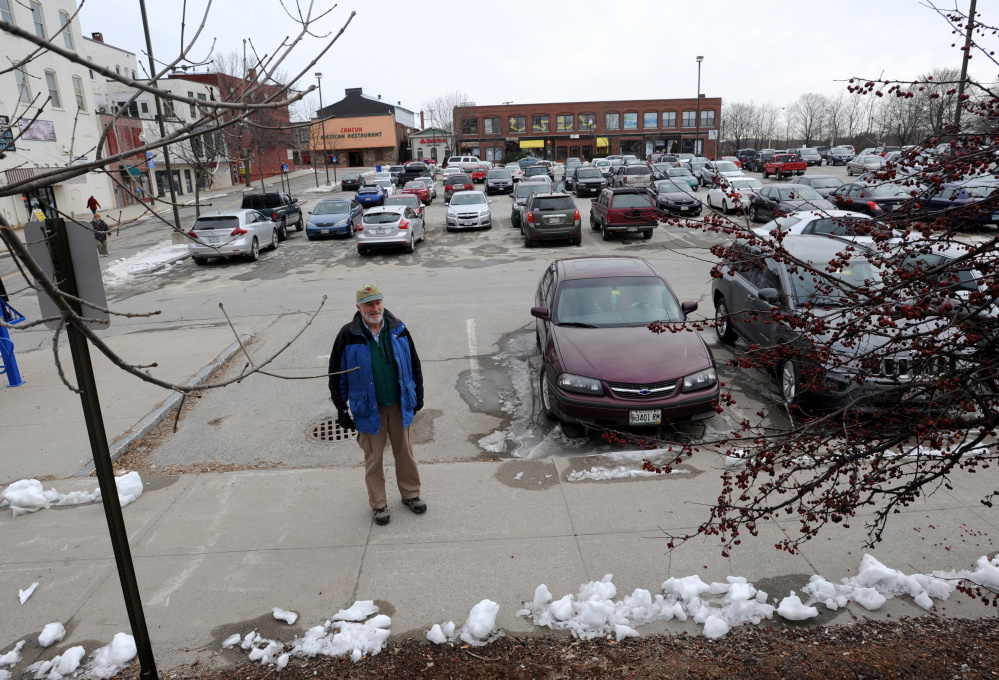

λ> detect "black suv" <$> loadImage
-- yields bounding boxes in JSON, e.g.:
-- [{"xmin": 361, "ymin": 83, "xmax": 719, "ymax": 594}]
[
  {"xmin": 520, "ymin": 192, "xmax": 581, "ymax": 247},
  {"xmin": 572, "ymin": 167, "xmax": 607, "ymax": 197},
  {"xmin": 239, "ymin": 192, "xmax": 302, "ymax": 240},
  {"xmin": 736, "ymin": 149, "xmax": 758, "ymax": 167},
  {"xmin": 398, "ymin": 162, "xmax": 432, "ymax": 186}
]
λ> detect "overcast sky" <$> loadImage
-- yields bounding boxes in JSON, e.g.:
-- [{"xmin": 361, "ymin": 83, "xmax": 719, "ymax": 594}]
[{"xmin": 79, "ymin": 0, "xmax": 982, "ymax": 118}]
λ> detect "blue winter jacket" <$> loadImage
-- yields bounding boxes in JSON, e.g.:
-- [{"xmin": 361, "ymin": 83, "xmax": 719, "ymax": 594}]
[{"xmin": 329, "ymin": 310, "xmax": 423, "ymax": 434}]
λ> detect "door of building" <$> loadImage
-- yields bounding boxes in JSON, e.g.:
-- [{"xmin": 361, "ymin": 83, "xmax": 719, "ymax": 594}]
[
  {"xmin": 21, "ymin": 187, "xmax": 57, "ymax": 220},
  {"xmin": 348, "ymin": 151, "xmax": 363, "ymax": 167}
]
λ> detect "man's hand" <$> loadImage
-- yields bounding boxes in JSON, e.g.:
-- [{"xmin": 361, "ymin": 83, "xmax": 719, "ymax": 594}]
[
  {"xmin": 337, "ymin": 410, "xmax": 355, "ymax": 431},
  {"xmin": 415, "ymin": 398, "xmax": 424, "ymax": 412}
]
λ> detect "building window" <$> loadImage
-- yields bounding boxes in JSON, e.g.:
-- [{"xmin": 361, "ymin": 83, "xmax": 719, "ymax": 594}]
[
  {"xmin": 45, "ymin": 70, "xmax": 62, "ymax": 108},
  {"xmin": 0, "ymin": 0, "xmax": 14, "ymax": 25},
  {"xmin": 72, "ymin": 75, "xmax": 84, "ymax": 109},
  {"xmin": 662, "ymin": 111, "xmax": 677, "ymax": 128},
  {"xmin": 115, "ymin": 65, "xmax": 120, "ymax": 74},
  {"xmin": 184, "ymin": 170, "xmax": 193, "ymax": 193},
  {"xmin": 88, "ymin": 68, "xmax": 94, "ymax": 79},
  {"xmin": 532, "ymin": 115, "xmax": 549, "ymax": 133},
  {"xmin": 461, "ymin": 117, "xmax": 478, "ymax": 135},
  {"xmin": 188, "ymin": 91, "xmax": 196, "ymax": 118},
  {"xmin": 701, "ymin": 109, "xmax": 716, "ymax": 127},
  {"xmin": 623, "ymin": 112, "xmax": 638, "ymax": 130},
  {"xmin": 682, "ymin": 110, "xmax": 696, "ymax": 127},
  {"xmin": 14, "ymin": 68, "xmax": 31, "ymax": 103},
  {"xmin": 484, "ymin": 117, "xmax": 500, "ymax": 134},
  {"xmin": 556, "ymin": 146, "xmax": 568, "ymax": 161},
  {"xmin": 508, "ymin": 116, "xmax": 525, "ymax": 133},
  {"xmin": 556, "ymin": 114, "xmax": 573, "ymax": 132},
  {"xmin": 128, "ymin": 101, "xmax": 138, "ymax": 118},
  {"xmin": 30, "ymin": 1, "xmax": 45, "ymax": 38},
  {"xmin": 140, "ymin": 101, "xmax": 149, "ymax": 113},
  {"xmin": 643, "ymin": 112, "xmax": 658, "ymax": 129},
  {"xmin": 58, "ymin": 10, "xmax": 74, "ymax": 49},
  {"xmin": 197, "ymin": 92, "xmax": 206, "ymax": 101},
  {"xmin": 131, "ymin": 70, "xmax": 135, "ymax": 79},
  {"xmin": 579, "ymin": 114, "xmax": 596, "ymax": 132},
  {"xmin": 605, "ymin": 113, "xmax": 620, "ymax": 130},
  {"xmin": 163, "ymin": 99, "xmax": 176, "ymax": 118}
]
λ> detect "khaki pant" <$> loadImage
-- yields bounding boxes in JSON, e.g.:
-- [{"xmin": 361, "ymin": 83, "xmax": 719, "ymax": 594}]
[
  {"xmin": 356, "ymin": 403, "xmax": 421, "ymax": 510},
  {"xmin": 96, "ymin": 239, "xmax": 108, "ymax": 256}
]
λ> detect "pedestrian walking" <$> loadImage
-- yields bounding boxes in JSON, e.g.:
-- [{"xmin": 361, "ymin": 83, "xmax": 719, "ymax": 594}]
[
  {"xmin": 329, "ymin": 284, "xmax": 426, "ymax": 526},
  {"xmin": 91, "ymin": 213, "xmax": 110, "ymax": 257},
  {"xmin": 86, "ymin": 195, "xmax": 101, "ymax": 216}
]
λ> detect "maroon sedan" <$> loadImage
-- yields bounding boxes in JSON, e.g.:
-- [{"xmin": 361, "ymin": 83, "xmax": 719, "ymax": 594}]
[
  {"xmin": 531, "ymin": 256, "xmax": 718, "ymax": 437},
  {"xmin": 402, "ymin": 181, "xmax": 430, "ymax": 204}
]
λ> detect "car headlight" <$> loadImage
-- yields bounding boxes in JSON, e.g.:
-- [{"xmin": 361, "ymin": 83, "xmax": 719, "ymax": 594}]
[
  {"xmin": 557, "ymin": 373, "xmax": 604, "ymax": 396},
  {"xmin": 334, "ymin": 218, "xmax": 349, "ymax": 227},
  {"xmin": 682, "ymin": 367, "xmax": 717, "ymax": 393},
  {"xmin": 307, "ymin": 221, "xmax": 317, "ymax": 228}
]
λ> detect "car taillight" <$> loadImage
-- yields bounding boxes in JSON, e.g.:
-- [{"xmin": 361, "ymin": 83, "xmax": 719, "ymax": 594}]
[
  {"xmin": 188, "ymin": 229, "xmax": 197, "ymax": 238},
  {"xmin": 357, "ymin": 224, "xmax": 363, "ymax": 232},
  {"xmin": 231, "ymin": 227, "xmax": 248, "ymax": 236},
  {"xmin": 574, "ymin": 209, "xmax": 580, "ymax": 220},
  {"xmin": 527, "ymin": 212, "xmax": 534, "ymax": 224},
  {"xmin": 399, "ymin": 219, "xmax": 409, "ymax": 230},
  {"xmin": 272, "ymin": 212, "xmax": 278, "ymax": 220},
  {"xmin": 867, "ymin": 201, "xmax": 879, "ymax": 211}
]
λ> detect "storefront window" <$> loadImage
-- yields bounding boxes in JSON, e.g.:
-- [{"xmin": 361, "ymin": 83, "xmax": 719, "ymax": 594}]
[
  {"xmin": 556, "ymin": 114, "xmax": 574, "ymax": 132},
  {"xmin": 662, "ymin": 111, "xmax": 677, "ymax": 128},
  {"xmin": 623, "ymin": 113, "xmax": 638, "ymax": 130},
  {"xmin": 605, "ymin": 113, "xmax": 619, "ymax": 130},
  {"xmin": 508, "ymin": 116, "xmax": 526, "ymax": 133},
  {"xmin": 643, "ymin": 112, "xmax": 657, "ymax": 129},
  {"xmin": 556, "ymin": 146, "xmax": 568, "ymax": 161},
  {"xmin": 532, "ymin": 115, "xmax": 549, "ymax": 133},
  {"xmin": 579, "ymin": 114, "xmax": 596, "ymax": 132}
]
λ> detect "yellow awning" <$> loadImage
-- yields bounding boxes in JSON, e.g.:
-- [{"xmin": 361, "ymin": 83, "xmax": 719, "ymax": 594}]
[
  {"xmin": 596, "ymin": 137, "xmax": 609, "ymax": 148},
  {"xmin": 519, "ymin": 139, "xmax": 544, "ymax": 149}
]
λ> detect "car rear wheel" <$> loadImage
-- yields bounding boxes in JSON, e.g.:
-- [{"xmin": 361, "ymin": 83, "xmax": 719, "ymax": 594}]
[
  {"xmin": 706, "ymin": 194, "xmax": 714, "ymax": 209},
  {"xmin": 572, "ymin": 233, "xmax": 582, "ymax": 246},
  {"xmin": 404, "ymin": 236, "xmax": 415, "ymax": 254},
  {"xmin": 278, "ymin": 220, "xmax": 288, "ymax": 241},
  {"xmin": 749, "ymin": 205, "xmax": 759, "ymax": 223},
  {"xmin": 247, "ymin": 237, "xmax": 259, "ymax": 262},
  {"xmin": 715, "ymin": 297, "xmax": 737, "ymax": 343},
  {"xmin": 590, "ymin": 213, "xmax": 599, "ymax": 230},
  {"xmin": 847, "ymin": 166, "xmax": 854, "ymax": 176},
  {"xmin": 269, "ymin": 228, "xmax": 278, "ymax": 251},
  {"xmin": 763, "ymin": 169, "xmax": 770, "ymax": 179},
  {"xmin": 601, "ymin": 223, "xmax": 612, "ymax": 241},
  {"xmin": 295, "ymin": 214, "xmax": 304, "ymax": 231},
  {"xmin": 642, "ymin": 229, "xmax": 653, "ymax": 240},
  {"xmin": 722, "ymin": 199, "xmax": 730, "ymax": 214},
  {"xmin": 193, "ymin": 256, "xmax": 208, "ymax": 266},
  {"xmin": 779, "ymin": 359, "xmax": 802, "ymax": 408}
]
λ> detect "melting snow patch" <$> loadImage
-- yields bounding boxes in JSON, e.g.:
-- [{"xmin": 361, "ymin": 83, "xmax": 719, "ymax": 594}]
[
  {"xmin": 221, "ymin": 634, "xmax": 242, "ymax": 649},
  {"xmin": 86, "ymin": 633, "xmax": 137, "ymax": 679},
  {"xmin": 513, "ymin": 472, "xmax": 523, "ymax": 481},
  {"xmin": 425, "ymin": 621, "xmax": 455, "ymax": 645},
  {"xmin": 0, "ymin": 641, "xmax": 25, "ymax": 667},
  {"xmin": 27, "ymin": 645, "xmax": 86, "ymax": 680},
  {"xmin": 273, "ymin": 608, "xmax": 298, "ymax": 625},
  {"xmin": 38, "ymin": 623, "xmax": 66, "ymax": 647},
  {"xmin": 332, "ymin": 601, "xmax": 379, "ymax": 622},
  {"xmin": 19, "ymin": 582, "xmax": 39, "ymax": 604},
  {"xmin": 103, "ymin": 243, "xmax": 190, "ymax": 288},
  {"xmin": 478, "ymin": 431, "xmax": 507, "ymax": 453},
  {"xmin": 459, "ymin": 600, "xmax": 502, "ymax": 646},
  {"xmin": 776, "ymin": 592, "xmax": 818, "ymax": 620},
  {"xmin": 2, "ymin": 473, "xmax": 143, "ymax": 517},
  {"xmin": 566, "ymin": 465, "xmax": 688, "ymax": 481}
]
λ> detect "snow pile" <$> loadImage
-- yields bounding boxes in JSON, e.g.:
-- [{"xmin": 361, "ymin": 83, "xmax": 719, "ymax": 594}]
[
  {"xmin": 2, "ymin": 473, "xmax": 143, "ymax": 517},
  {"xmin": 19, "ymin": 582, "xmax": 39, "ymax": 604},
  {"xmin": 27, "ymin": 645, "xmax": 85, "ymax": 680},
  {"xmin": 0, "ymin": 641, "xmax": 25, "ymax": 667},
  {"xmin": 566, "ymin": 465, "xmax": 689, "ymax": 481},
  {"xmin": 776, "ymin": 592, "xmax": 818, "ymax": 620},
  {"xmin": 224, "ymin": 602, "xmax": 391, "ymax": 667},
  {"xmin": 933, "ymin": 554, "xmax": 999, "ymax": 595},
  {"xmin": 302, "ymin": 184, "xmax": 339, "ymax": 194},
  {"xmin": 86, "ymin": 633, "xmax": 137, "ymax": 679},
  {"xmin": 38, "ymin": 623, "xmax": 67, "ymax": 647},
  {"xmin": 103, "ymin": 243, "xmax": 190, "ymax": 288},
  {"xmin": 273, "ymin": 608, "xmax": 298, "ymax": 625},
  {"xmin": 478, "ymin": 431, "xmax": 507, "ymax": 453},
  {"xmin": 425, "ymin": 600, "xmax": 503, "ymax": 646}
]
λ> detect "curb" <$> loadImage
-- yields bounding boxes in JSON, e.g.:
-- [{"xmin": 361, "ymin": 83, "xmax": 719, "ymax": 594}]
[{"xmin": 74, "ymin": 333, "xmax": 250, "ymax": 477}]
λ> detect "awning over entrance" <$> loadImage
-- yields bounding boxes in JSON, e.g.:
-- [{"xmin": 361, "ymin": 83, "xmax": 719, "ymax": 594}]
[
  {"xmin": 519, "ymin": 139, "xmax": 544, "ymax": 149},
  {"xmin": 120, "ymin": 165, "xmax": 143, "ymax": 177},
  {"xmin": 596, "ymin": 137, "xmax": 609, "ymax": 148}
]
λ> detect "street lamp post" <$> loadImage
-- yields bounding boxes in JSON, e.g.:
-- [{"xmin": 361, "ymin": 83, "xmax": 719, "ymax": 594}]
[
  {"xmin": 315, "ymin": 72, "xmax": 330, "ymax": 185},
  {"xmin": 694, "ymin": 56, "xmax": 704, "ymax": 157}
]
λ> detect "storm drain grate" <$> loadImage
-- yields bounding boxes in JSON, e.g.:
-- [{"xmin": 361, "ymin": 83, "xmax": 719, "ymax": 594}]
[{"xmin": 307, "ymin": 418, "xmax": 357, "ymax": 442}]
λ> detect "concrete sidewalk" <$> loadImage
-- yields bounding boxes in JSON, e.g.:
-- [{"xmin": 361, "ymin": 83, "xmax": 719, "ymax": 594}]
[{"xmin": 1, "ymin": 456, "xmax": 996, "ymax": 673}]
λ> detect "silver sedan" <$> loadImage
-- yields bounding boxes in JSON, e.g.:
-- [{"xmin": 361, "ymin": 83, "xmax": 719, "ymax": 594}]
[
  {"xmin": 188, "ymin": 209, "xmax": 278, "ymax": 265},
  {"xmin": 357, "ymin": 205, "xmax": 426, "ymax": 255},
  {"xmin": 846, "ymin": 155, "xmax": 886, "ymax": 176}
]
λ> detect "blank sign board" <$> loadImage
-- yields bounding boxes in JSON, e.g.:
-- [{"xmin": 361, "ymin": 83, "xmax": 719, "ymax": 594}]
[{"xmin": 25, "ymin": 220, "xmax": 110, "ymax": 331}]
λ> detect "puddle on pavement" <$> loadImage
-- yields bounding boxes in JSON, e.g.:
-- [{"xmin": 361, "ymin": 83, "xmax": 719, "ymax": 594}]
[
  {"xmin": 561, "ymin": 454, "xmax": 702, "ymax": 483},
  {"xmin": 495, "ymin": 459, "xmax": 559, "ymax": 490},
  {"xmin": 411, "ymin": 408, "xmax": 441, "ymax": 445}
]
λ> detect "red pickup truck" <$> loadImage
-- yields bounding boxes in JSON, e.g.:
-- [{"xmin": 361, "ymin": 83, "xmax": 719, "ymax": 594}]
[
  {"xmin": 589, "ymin": 187, "xmax": 658, "ymax": 241},
  {"xmin": 762, "ymin": 154, "xmax": 807, "ymax": 179}
]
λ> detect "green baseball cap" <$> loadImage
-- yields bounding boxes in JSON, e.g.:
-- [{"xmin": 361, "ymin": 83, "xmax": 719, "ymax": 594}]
[{"xmin": 356, "ymin": 283, "xmax": 384, "ymax": 304}]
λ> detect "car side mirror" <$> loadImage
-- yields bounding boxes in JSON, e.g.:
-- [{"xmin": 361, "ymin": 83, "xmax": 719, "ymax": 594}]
[
  {"xmin": 681, "ymin": 301, "xmax": 698, "ymax": 315},
  {"xmin": 530, "ymin": 306, "xmax": 550, "ymax": 320},
  {"xmin": 293, "ymin": 198, "xmax": 299, "ymax": 203},
  {"xmin": 758, "ymin": 288, "xmax": 781, "ymax": 305}
]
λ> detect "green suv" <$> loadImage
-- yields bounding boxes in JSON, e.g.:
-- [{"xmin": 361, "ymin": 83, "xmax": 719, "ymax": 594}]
[{"xmin": 521, "ymin": 192, "xmax": 582, "ymax": 247}]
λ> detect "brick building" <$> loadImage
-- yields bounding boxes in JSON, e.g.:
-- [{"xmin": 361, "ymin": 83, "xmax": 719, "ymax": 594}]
[
  {"xmin": 311, "ymin": 88, "xmax": 417, "ymax": 168},
  {"xmin": 453, "ymin": 96, "xmax": 721, "ymax": 162}
]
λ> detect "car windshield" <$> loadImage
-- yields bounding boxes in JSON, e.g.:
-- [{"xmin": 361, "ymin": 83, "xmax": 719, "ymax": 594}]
[
  {"xmin": 525, "ymin": 167, "xmax": 547, "ymax": 175},
  {"xmin": 594, "ymin": 160, "xmax": 610, "ymax": 166},
  {"xmin": 343, "ymin": 175, "xmax": 359, "ymax": 181},
  {"xmin": 804, "ymin": 216, "xmax": 883, "ymax": 237},
  {"xmin": 831, "ymin": 148, "xmax": 850, "ymax": 154},
  {"xmin": 450, "ymin": 193, "xmax": 486, "ymax": 206},
  {"xmin": 385, "ymin": 197, "xmax": 418, "ymax": 209},
  {"xmin": 655, "ymin": 181, "xmax": 689, "ymax": 193},
  {"xmin": 515, "ymin": 184, "xmax": 545, "ymax": 198},
  {"xmin": 364, "ymin": 212, "xmax": 402, "ymax": 225},
  {"xmin": 193, "ymin": 216, "xmax": 239, "ymax": 230},
  {"xmin": 778, "ymin": 186, "xmax": 823, "ymax": 201},
  {"xmin": 532, "ymin": 196, "xmax": 575, "ymax": 211},
  {"xmin": 612, "ymin": 193, "xmax": 654, "ymax": 208},
  {"xmin": 313, "ymin": 201, "xmax": 350, "ymax": 215},
  {"xmin": 389, "ymin": 166, "xmax": 404, "ymax": 172},
  {"xmin": 869, "ymin": 184, "xmax": 910, "ymax": 198},
  {"xmin": 577, "ymin": 169, "xmax": 602, "ymax": 178},
  {"xmin": 940, "ymin": 185, "xmax": 998, "ymax": 200},
  {"xmin": 860, "ymin": 156, "xmax": 882, "ymax": 163},
  {"xmin": 487, "ymin": 170, "xmax": 511, "ymax": 179},
  {"xmin": 373, "ymin": 180, "xmax": 392, "ymax": 188},
  {"xmin": 730, "ymin": 179, "xmax": 763, "ymax": 190},
  {"xmin": 714, "ymin": 161, "xmax": 739, "ymax": 172},
  {"xmin": 808, "ymin": 177, "xmax": 844, "ymax": 188},
  {"xmin": 404, "ymin": 182, "xmax": 424, "ymax": 190},
  {"xmin": 555, "ymin": 276, "xmax": 683, "ymax": 326},
  {"xmin": 448, "ymin": 175, "xmax": 471, "ymax": 184},
  {"xmin": 668, "ymin": 169, "xmax": 693, "ymax": 178},
  {"xmin": 800, "ymin": 149, "xmax": 818, "ymax": 155},
  {"xmin": 788, "ymin": 258, "xmax": 884, "ymax": 307},
  {"xmin": 358, "ymin": 187, "xmax": 380, "ymax": 194},
  {"xmin": 626, "ymin": 167, "xmax": 651, "ymax": 175}
]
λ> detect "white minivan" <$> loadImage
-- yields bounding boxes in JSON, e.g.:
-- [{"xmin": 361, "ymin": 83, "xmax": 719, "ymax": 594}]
[{"xmin": 447, "ymin": 155, "xmax": 483, "ymax": 172}]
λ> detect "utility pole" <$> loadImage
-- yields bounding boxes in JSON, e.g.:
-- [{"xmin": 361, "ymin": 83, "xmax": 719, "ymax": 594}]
[
  {"xmin": 695, "ymin": 56, "xmax": 704, "ymax": 157},
  {"xmin": 139, "ymin": 0, "xmax": 182, "ymax": 242},
  {"xmin": 316, "ymin": 73, "xmax": 330, "ymax": 185},
  {"xmin": 954, "ymin": 0, "xmax": 977, "ymax": 132}
]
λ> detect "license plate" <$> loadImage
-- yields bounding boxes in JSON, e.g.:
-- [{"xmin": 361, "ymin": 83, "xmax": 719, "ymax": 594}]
[
  {"xmin": 992, "ymin": 213, "xmax": 999, "ymax": 221},
  {"xmin": 680, "ymin": 206, "xmax": 688, "ymax": 211},
  {"xmin": 629, "ymin": 409, "xmax": 661, "ymax": 425},
  {"xmin": 627, "ymin": 226, "xmax": 637, "ymax": 232},
  {"xmin": 208, "ymin": 237, "xmax": 220, "ymax": 243},
  {"xmin": 321, "ymin": 229, "xmax": 330, "ymax": 234},
  {"xmin": 461, "ymin": 220, "xmax": 474, "ymax": 226},
  {"xmin": 549, "ymin": 217, "xmax": 563, "ymax": 224}
]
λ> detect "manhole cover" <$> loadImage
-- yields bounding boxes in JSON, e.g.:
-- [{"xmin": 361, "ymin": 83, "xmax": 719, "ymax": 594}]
[{"xmin": 307, "ymin": 418, "xmax": 357, "ymax": 442}]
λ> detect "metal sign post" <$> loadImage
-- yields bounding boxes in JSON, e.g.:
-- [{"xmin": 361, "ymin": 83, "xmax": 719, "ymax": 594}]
[{"xmin": 37, "ymin": 219, "xmax": 159, "ymax": 680}]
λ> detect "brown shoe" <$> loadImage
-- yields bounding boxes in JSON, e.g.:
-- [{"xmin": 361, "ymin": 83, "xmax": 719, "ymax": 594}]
[
  {"xmin": 402, "ymin": 496, "xmax": 427, "ymax": 514},
  {"xmin": 373, "ymin": 507, "xmax": 390, "ymax": 525}
]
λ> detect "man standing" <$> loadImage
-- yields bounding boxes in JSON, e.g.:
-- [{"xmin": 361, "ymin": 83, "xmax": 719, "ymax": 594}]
[
  {"xmin": 91, "ymin": 213, "xmax": 111, "ymax": 257},
  {"xmin": 330, "ymin": 284, "xmax": 426, "ymax": 526},
  {"xmin": 87, "ymin": 195, "xmax": 101, "ymax": 216}
]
